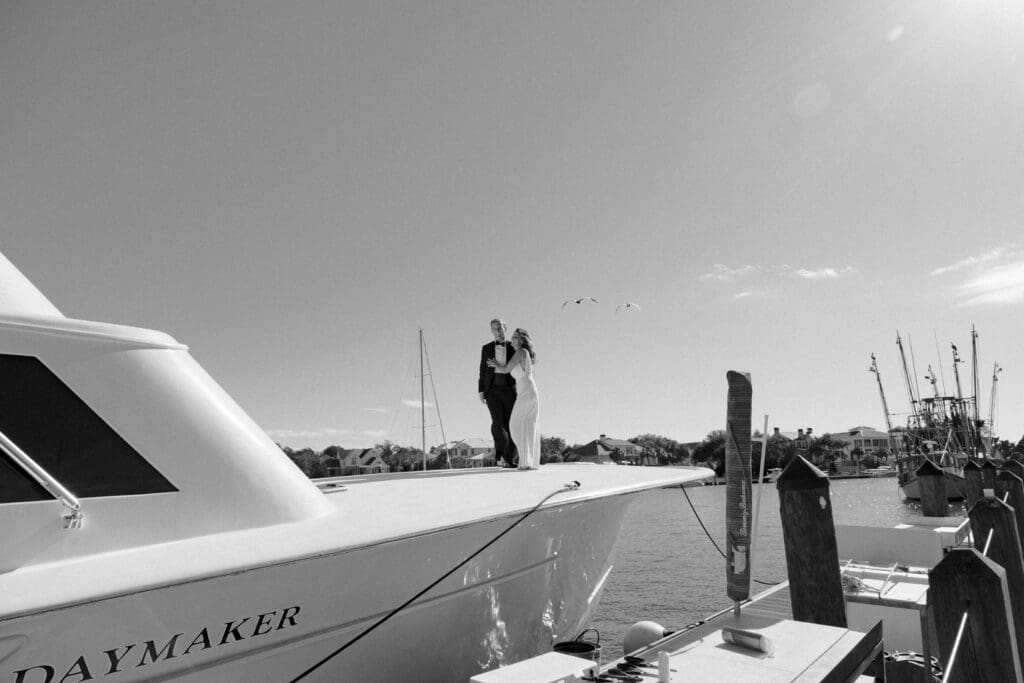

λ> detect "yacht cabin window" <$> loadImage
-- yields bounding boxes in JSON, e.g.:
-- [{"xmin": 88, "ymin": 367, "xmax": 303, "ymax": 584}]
[{"xmin": 0, "ymin": 354, "xmax": 176, "ymax": 503}]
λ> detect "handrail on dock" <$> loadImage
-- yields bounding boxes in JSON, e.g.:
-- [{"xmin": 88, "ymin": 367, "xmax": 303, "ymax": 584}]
[{"xmin": 0, "ymin": 428, "xmax": 83, "ymax": 529}]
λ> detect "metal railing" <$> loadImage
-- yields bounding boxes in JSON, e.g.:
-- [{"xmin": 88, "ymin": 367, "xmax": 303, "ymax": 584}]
[{"xmin": 0, "ymin": 428, "xmax": 83, "ymax": 529}]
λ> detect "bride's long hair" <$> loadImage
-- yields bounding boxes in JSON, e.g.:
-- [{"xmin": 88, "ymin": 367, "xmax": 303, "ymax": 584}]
[{"xmin": 513, "ymin": 328, "xmax": 537, "ymax": 363}]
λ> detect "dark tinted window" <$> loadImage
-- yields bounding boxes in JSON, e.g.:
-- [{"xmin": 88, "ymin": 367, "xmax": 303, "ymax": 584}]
[{"xmin": 0, "ymin": 354, "xmax": 176, "ymax": 503}]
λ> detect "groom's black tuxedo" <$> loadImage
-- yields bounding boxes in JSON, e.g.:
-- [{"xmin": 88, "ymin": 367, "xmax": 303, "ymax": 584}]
[
  {"xmin": 479, "ymin": 340, "xmax": 517, "ymax": 467},
  {"xmin": 479, "ymin": 341, "xmax": 517, "ymax": 395}
]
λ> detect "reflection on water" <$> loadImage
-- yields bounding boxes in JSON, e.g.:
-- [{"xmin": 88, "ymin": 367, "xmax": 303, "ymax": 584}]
[{"xmin": 590, "ymin": 477, "xmax": 966, "ymax": 659}]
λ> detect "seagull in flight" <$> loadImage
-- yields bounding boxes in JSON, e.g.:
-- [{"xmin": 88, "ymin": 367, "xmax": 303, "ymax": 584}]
[
  {"xmin": 615, "ymin": 302, "xmax": 642, "ymax": 313},
  {"xmin": 562, "ymin": 297, "xmax": 598, "ymax": 308}
]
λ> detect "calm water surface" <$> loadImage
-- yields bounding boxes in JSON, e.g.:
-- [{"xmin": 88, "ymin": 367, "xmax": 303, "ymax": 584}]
[{"xmin": 589, "ymin": 477, "xmax": 966, "ymax": 659}]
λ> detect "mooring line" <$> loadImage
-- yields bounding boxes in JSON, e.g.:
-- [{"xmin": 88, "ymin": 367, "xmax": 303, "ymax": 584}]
[{"xmin": 289, "ymin": 480, "xmax": 582, "ymax": 682}]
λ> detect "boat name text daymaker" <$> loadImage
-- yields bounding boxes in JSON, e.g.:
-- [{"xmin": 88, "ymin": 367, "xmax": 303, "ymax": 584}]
[{"xmin": 10, "ymin": 605, "xmax": 301, "ymax": 683}]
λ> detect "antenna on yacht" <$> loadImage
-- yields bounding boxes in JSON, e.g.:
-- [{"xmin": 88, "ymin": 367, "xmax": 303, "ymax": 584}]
[{"xmin": 748, "ymin": 414, "xmax": 769, "ymax": 598}]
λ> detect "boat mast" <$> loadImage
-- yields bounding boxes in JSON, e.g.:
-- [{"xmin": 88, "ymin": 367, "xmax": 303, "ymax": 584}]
[
  {"xmin": 971, "ymin": 326, "xmax": 981, "ymax": 425},
  {"xmin": 989, "ymin": 362, "xmax": 1002, "ymax": 436},
  {"xmin": 869, "ymin": 354, "xmax": 898, "ymax": 450},
  {"xmin": 951, "ymin": 343, "xmax": 964, "ymax": 403},
  {"xmin": 420, "ymin": 329, "xmax": 426, "ymax": 471},
  {"xmin": 895, "ymin": 333, "xmax": 921, "ymax": 429},
  {"xmin": 421, "ymin": 333, "xmax": 451, "ymax": 468}
]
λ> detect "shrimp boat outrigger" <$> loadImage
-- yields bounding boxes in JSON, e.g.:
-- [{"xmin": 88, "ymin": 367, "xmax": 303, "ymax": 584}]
[{"xmin": 869, "ymin": 329, "xmax": 1000, "ymax": 502}]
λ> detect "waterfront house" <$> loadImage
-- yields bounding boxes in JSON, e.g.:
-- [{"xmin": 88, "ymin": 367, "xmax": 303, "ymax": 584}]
[
  {"xmin": 572, "ymin": 435, "xmax": 644, "ymax": 464},
  {"xmin": 441, "ymin": 438, "xmax": 496, "ymax": 468},
  {"xmin": 831, "ymin": 426, "xmax": 893, "ymax": 457},
  {"xmin": 328, "ymin": 447, "xmax": 390, "ymax": 475}
]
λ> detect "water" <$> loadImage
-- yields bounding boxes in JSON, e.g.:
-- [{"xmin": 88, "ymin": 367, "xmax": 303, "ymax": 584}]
[{"xmin": 589, "ymin": 477, "xmax": 966, "ymax": 659}]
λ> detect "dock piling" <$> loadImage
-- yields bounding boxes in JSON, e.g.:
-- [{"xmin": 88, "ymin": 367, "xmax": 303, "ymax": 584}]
[
  {"xmin": 1003, "ymin": 460, "xmax": 1024, "ymax": 483},
  {"xmin": 724, "ymin": 371, "xmax": 752, "ymax": 607},
  {"xmin": 968, "ymin": 496, "xmax": 1024, "ymax": 671},
  {"xmin": 996, "ymin": 470, "xmax": 1024, "ymax": 550},
  {"xmin": 776, "ymin": 455, "xmax": 846, "ymax": 628},
  {"xmin": 915, "ymin": 459, "xmax": 948, "ymax": 517},
  {"xmin": 929, "ymin": 548, "xmax": 1023, "ymax": 682},
  {"xmin": 963, "ymin": 461, "xmax": 983, "ymax": 509},
  {"xmin": 982, "ymin": 460, "xmax": 999, "ymax": 495}
]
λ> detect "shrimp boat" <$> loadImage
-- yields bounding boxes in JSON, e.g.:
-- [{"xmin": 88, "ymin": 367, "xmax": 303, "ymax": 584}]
[
  {"xmin": 869, "ymin": 330, "xmax": 999, "ymax": 502},
  {"xmin": 0, "ymin": 251, "xmax": 714, "ymax": 682}
]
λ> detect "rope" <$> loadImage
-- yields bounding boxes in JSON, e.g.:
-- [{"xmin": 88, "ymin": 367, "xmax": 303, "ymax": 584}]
[
  {"xmin": 289, "ymin": 480, "xmax": 583, "ymax": 682},
  {"xmin": 941, "ymin": 611, "xmax": 970, "ymax": 683},
  {"xmin": 680, "ymin": 486, "xmax": 780, "ymax": 586},
  {"xmin": 982, "ymin": 527, "xmax": 995, "ymax": 557}
]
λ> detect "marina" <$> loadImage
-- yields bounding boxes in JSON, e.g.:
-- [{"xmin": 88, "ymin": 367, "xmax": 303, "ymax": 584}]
[
  {"xmin": 5, "ymin": 1, "xmax": 1024, "ymax": 681},
  {"xmin": 473, "ymin": 380, "xmax": 1024, "ymax": 682}
]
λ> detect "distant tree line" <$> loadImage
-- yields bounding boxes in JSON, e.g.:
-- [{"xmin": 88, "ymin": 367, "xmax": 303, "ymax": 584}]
[{"xmin": 280, "ymin": 430, "xmax": 1024, "ymax": 479}]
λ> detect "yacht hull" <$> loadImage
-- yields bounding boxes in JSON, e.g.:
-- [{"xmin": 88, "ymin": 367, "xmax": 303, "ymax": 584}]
[{"xmin": 2, "ymin": 495, "xmax": 630, "ymax": 683}]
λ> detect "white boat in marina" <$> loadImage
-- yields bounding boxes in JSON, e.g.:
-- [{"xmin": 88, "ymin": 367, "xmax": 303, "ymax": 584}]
[{"xmin": 0, "ymin": 251, "xmax": 713, "ymax": 682}]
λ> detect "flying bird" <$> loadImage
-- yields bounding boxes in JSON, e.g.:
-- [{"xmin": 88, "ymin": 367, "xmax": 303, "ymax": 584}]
[
  {"xmin": 562, "ymin": 297, "xmax": 598, "ymax": 308},
  {"xmin": 615, "ymin": 302, "xmax": 642, "ymax": 313}
]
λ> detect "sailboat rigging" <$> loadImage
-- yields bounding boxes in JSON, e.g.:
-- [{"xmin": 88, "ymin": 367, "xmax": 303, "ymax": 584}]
[{"xmin": 416, "ymin": 329, "xmax": 449, "ymax": 470}]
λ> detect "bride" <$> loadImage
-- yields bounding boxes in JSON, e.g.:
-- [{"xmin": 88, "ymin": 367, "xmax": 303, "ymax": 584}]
[{"xmin": 487, "ymin": 328, "xmax": 540, "ymax": 470}]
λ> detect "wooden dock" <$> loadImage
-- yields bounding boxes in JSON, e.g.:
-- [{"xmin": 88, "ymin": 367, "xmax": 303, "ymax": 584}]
[{"xmin": 472, "ymin": 582, "xmax": 885, "ymax": 682}]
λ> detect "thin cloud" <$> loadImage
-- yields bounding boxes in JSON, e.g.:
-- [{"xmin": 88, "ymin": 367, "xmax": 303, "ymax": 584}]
[
  {"xmin": 361, "ymin": 429, "xmax": 388, "ymax": 438},
  {"xmin": 366, "ymin": 407, "xmax": 390, "ymax": 413},
  {"xmin": 402, "ymin": 399, "xmax": 435, "ymax": 408},
  {"xmin": 955, "ymin": 260, "xmax": 1024, "ymax": 307},
  {"xmin": 703, "ymin": 263, "xmax": 855, "ymax": 283},
  {"xmin": 733, "ymin": 291, "xmax": 753, "ymax": 300},
  {"xmin": 699, "ymin": 264, "xmax": 757, "ymax": 282},
  {"xmin": 266, "ymin": 427, "xmax": 353, "ymax": 439},
  {"xmin": 932, "ymin": 247, "xmax": 1009, "ymax": 276},
  {"xmin": 793, "ymin": 266, "xmax": 856, "ymax": 280}
]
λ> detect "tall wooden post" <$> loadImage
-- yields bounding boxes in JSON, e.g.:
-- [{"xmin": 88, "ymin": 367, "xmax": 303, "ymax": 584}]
[
  {"xmin": 777, "ymin": 455, "xmax": 846, "ymax": 627},
  {"xmin": 930, "ymin": 548, "xmax": 1022, "ymax": 682},
  {"xmin": 725, "ymin": 371, "xmax": 752, "ymax": 610},
  {"xmin": 1004, "ymin": 460, "xmax": 1024, "ymax": 482},
  {"xmin": 964, "ymin": 461, "xmax": 983, "ymax": 509},
  {"xmin": 996, "ymin": 471, "xmax": 1024, "ymax": 554},
  {"xmin": 916, "ymin": 459, "xmax": 948, "ymax": 517},
  {"xmin": 968, "ymin": 496, "xmax": 1024, "ymax": 670},
  {"xmin": 982, "ymin": 460, "xmax": 999, "ymax": 493}
]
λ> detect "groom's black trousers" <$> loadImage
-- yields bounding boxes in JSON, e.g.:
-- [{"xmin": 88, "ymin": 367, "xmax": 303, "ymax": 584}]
[{"xmin": 487, "ymin": 386, "xmax": 518, "ymax": 467}]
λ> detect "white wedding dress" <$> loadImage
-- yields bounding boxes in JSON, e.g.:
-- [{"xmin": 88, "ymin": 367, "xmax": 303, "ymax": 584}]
[{"xmin": 510, "ymin": 353, "xmax": 540, "ymax": 469}]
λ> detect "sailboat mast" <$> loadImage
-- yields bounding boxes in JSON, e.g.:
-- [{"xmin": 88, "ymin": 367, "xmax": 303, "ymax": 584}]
[{"xmin": 420, "ymin": 329, "xmax": 426, "ymax": 471}]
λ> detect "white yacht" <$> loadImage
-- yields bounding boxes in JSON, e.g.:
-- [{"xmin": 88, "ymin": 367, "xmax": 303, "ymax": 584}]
[{"xmin": 0, "ymin": 251, "xmax": 713, "ymax": 682}]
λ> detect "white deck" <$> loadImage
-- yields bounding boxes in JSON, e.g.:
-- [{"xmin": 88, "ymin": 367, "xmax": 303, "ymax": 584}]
[{"xmin": 1, "ymin": 464, "xmax": 712, "ymax": 620}]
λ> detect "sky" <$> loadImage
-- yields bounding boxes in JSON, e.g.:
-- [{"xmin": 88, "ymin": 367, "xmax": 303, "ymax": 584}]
[{"xmin": 3, "ymin": 1, "xmax": 1024, "ymax": 451}]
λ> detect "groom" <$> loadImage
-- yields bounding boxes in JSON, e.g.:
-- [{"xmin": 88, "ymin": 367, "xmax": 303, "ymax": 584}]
[{"xmin": 479, "ymin": 318, "xmax": 518, "ymax": 468}]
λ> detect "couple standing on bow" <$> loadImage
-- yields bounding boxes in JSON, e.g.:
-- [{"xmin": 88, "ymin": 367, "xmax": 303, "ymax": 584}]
[{"xmin": 478, "ymin": 318, "xmax": 540, "ymax": 470}]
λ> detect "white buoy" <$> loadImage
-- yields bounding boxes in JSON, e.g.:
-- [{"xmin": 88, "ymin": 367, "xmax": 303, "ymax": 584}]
[{"xmin": 623, "ymin": 621, "xmax": 670, "ymax": 654}]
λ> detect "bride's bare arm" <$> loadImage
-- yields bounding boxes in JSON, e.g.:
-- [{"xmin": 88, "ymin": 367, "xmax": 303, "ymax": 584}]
[{"xmin": 487, "ymin": 349, "xmax": 525, "ymax": 373}]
